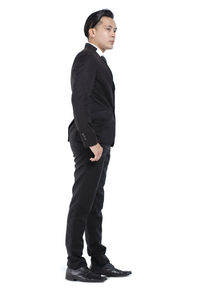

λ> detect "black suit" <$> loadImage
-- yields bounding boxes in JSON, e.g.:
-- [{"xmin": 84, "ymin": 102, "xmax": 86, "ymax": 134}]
[
  {"xmin": 68, "ymin": 42, "xmax": 116, "ymax": 148},
  {"xmin": 65, "ymin": 43, "xmax": 116, "ymax": 269}
]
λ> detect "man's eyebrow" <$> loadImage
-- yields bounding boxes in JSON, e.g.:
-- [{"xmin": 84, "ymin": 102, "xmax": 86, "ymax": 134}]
[{"xmin": 105, "ymin": 25, "xmax": 118, "ymax": 29}]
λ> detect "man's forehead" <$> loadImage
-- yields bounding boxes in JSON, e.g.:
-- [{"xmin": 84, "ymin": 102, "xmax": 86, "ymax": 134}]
[{"xmin": 100, "ymin": 16, "xmax": 117, "ymax": 28}]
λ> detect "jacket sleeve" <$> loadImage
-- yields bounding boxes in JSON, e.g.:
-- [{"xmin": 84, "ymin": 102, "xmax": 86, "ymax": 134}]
[{"xmin": 71, "ymin": 54, "xmax": 98, "ymax": 148}]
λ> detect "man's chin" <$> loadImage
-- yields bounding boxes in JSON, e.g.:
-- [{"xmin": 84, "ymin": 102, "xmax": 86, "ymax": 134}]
[{"xmin": 106, "ymin": 45, "xmax": 114, "ymax": 50}]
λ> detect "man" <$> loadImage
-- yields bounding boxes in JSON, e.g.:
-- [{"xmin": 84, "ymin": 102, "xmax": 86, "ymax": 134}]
[{"xmin": 65, "ymin": 9, "xmax": 132, "ymax": 282}]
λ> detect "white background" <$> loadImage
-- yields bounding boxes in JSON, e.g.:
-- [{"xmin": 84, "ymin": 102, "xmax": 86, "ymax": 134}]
[{"xmin": 0, "ymin": 0, "xmax": 200, "ymax": 301}]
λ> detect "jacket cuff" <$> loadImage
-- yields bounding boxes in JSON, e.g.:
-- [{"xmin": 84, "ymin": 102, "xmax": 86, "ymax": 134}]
[{"xmin": 80, "ymin": 131, "xmax": 98, "ymax": 148}]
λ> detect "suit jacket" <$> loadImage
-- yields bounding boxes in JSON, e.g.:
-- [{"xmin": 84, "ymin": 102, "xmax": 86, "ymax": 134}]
[{"xmin": 67, "ymin": 42, "xmax": 116, "ymax": 148}]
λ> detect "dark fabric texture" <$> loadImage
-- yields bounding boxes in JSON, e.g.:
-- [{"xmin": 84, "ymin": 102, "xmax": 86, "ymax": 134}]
[
  {"xmin": 66, "ymin": 42, "xmax": 115, "ymax": 269},
  {"xmin": 67, "ymin": 43, "xmax": 116, "ymax": 148},
  {"xmin": 65, "ymin": 141, "xmax": 111, "ymax": 269}
]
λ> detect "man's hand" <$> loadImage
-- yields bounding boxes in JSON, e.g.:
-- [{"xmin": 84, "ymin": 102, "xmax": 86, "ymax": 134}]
[{"xmin": 89, "ymin": 143, "xmax": 103, "ymax": 162}]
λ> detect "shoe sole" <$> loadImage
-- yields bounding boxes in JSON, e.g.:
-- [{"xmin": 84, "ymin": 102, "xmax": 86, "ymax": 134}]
[
  {"xmin": 102, "ymin": 273, "xmax": 131, "ymax": 277},
  {"xmin": 90, "ymin": 269, "xmax": 132, "ymax": 278},
  {"xmin": 65, "ymin": 272, "xmax": 107, "ymax": 282}
]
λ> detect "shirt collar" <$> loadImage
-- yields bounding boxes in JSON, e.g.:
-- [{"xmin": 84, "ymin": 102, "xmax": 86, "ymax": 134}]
[{"xmin": 87, "ymin": 42, "xmax": 104, "ymax": 57}]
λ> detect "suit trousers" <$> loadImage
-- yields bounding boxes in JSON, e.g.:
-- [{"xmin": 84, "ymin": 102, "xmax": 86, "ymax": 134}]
[{"xmin": 65, "ymin": 140, "xmax": 111, "ymax": 269}]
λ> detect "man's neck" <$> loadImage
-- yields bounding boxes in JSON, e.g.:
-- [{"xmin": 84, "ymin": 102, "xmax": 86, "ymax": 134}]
[{"xmin": 87, "ymin": 41, "xmax": 105, "ymax": 56}]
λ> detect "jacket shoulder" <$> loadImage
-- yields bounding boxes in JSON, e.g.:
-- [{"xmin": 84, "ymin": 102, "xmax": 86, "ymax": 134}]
[{"xmin": 72, "ymin": 49, "xmax": 97, "ymax": 66}]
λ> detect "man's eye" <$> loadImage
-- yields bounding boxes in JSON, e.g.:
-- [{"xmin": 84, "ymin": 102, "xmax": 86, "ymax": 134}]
[{"xmin": 106, "ymin": 28, "xmax": 111, "ymax": 30}]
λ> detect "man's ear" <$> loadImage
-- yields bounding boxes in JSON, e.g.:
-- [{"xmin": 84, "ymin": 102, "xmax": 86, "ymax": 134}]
[{"xmin": 88, "ymin": 28, "xmax": 96, "ymax": 38}]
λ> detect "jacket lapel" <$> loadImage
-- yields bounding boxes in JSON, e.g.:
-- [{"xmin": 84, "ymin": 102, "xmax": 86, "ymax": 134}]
[{"xmin": 84, "ymin": 43, "xmax": 115, "ymax": 91}]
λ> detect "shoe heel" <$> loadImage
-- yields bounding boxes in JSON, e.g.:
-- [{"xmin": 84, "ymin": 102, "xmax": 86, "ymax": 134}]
[{"xmin": 65, "ymin": 272, "xmax": 77, "ymax": 281}]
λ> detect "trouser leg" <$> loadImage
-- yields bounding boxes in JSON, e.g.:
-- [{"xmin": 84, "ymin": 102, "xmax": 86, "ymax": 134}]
[
  {"xmin": 65, "ymin": 141, "xmax": 109, "ymax": 269},
  {"xmin": 85, "ymin": 146, "xmax": 111, "ymax": 266}
]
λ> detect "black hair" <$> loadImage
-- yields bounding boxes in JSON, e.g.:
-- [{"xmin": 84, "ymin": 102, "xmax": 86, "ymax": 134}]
[{"xmin": 84, "ymin": 9, "xmax": 114, "ymax": 39}]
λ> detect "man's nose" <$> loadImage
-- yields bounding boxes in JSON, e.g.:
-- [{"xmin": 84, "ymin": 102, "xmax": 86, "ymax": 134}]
[{"xmin": 111, "ymin": 30, "xmax": 115, "ymax": 37}]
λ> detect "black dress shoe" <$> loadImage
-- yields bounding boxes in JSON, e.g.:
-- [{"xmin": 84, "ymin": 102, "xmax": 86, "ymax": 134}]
[
  {"xmin": 90, "ymin": 263, "xmax": 132, "ymax": 277},
  {"xmin": 65, "ymin": 266, "xmax": 107, "ymax": 282}
]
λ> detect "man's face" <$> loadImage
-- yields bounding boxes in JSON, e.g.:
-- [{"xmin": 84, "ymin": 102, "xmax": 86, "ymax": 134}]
[{"xmin": 89, "ymin": 16, "xmax": 117, "ymax": 52}]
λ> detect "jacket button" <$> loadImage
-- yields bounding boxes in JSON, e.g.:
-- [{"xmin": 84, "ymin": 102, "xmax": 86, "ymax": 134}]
[{"xmin": 81, "ymin": 133, "xmax": 86, "ymax": 140}]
